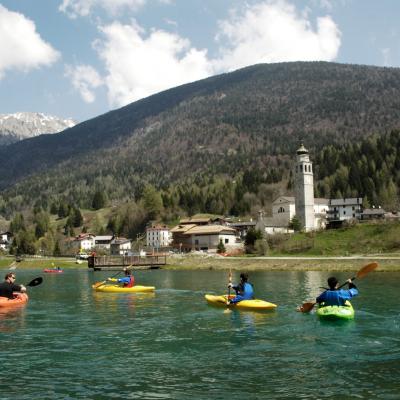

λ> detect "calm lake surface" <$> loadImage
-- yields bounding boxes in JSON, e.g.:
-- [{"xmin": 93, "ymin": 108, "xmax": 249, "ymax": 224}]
[{"xmin": 0, "ymin": 268, "xmax": 398, "ymax": 399}]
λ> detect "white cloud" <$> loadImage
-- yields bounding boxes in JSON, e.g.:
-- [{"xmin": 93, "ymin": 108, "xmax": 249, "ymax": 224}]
[
  {"xmin": 213, "ymin": 0, "xmax": 341, "ymax": 72},
  {"xmin": 95, "ymin": 21, "xmax": 212, "ymax": 107},
  {"xmin": 65, "ymin": 65, "xmax": 103, "ymax": 103},
  {"xmin": 85, "ymin": 1, "xmax": 341, "ymax": 108},
  {"xmin": 0, "ymin": 5, "xmax": 60, "ymax": 79},
  {"xmin": 59, "ymin": 0, "xmax": 146, "ymax": 18}
]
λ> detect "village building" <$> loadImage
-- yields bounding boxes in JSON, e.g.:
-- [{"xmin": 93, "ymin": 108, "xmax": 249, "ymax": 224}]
[
  {"xmin": 227, "ymin": 220, "xmax": 256, "ymax": 239},
  {"xmin": 94, "ymin": 235, "xmax": 114, "ymax": 250},
  {"xmin": 0, "ymin": 231, "xmax": 12, "ymax": 250},
  {"xmin": 110, "ymin": 237, "xmax": 132, "ymax": 255},
  {"xmin": 170, "ymin": 223, "xmax": 242, "ymax": 253},
  {"xmin": 327, "ymin": 198, "xmax": 363, "ymax": 222},
  {"xmin": 75, "ymin": 233, "xmax": 95, "ymax": 250},
  {"xmin": 146, "ymin": 225, "xmax": 172, "ymax": 248},
  {"xmin": 360, "ymin": 207, "xmax": 386, "ymax": 220}
]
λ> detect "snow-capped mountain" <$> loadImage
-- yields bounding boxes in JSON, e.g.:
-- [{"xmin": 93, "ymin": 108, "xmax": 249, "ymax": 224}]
[{"xmin": 0, "ymin": 112, "xmax": 77, "ymax": 146}]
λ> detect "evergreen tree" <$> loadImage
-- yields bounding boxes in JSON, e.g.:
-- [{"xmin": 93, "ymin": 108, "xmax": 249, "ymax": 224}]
[
  {"xmin": 142, "ymin": 185, "xmax": 163, "ymax": 220},
  {"xmin": 244, "ymin": 228, "xmax": 263, "ymax": 253},
  {"xmin": 50, "ymin": 201, "xmax": 59, "ymax": 215},
  {"xmin": 58, "ymin": 202, "xmax": 69, "ymax": 218},
  {"xmin": 92, "ymin": 190, "xmax": 107, "ymax": 210},
  {"xmin": 53, "ymin": 241, "xmax": 61, "ymax": 256},
  {"xmin": 14, "ymin": 230, "xmax": 36, "ymax": 255},
  {"xmin": 72, "ymin": 208, "xmax": 83, "ymax": 227},
  {"xmin": 289, "ymin": 215, "xmax": 302, "ymax": 232},
  {"xmin": 217, "ymin": 239, "xmax": 226, "ymax": 254},
  {"xmin": 10, "ymin": 213, "xmax": 25, "ymax": 234},
  {"xmin": 34, "ymin": 211, "xmax": 50, "ymax": 239}
]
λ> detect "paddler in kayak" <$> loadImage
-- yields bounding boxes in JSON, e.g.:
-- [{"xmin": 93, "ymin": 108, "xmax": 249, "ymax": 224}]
[
  {"xmin": 316, "ymin": 276, "xmax": 358, "ymax": 306},
  {"xmin": 227, "ymin": 273, "xmax": 254, "ymax": 304},
  {"xmin": 0, "ymin": 272, "xmax": 27, "ymax": 299},
  {"xmin": 107, "ymin": 267, "xmax": 135, "ymax": 288}
]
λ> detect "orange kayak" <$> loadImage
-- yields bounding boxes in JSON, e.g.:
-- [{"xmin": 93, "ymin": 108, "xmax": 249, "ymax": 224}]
[{"xmin": 0, "ymin": 293, "xmax": 29, "ymax": 308}]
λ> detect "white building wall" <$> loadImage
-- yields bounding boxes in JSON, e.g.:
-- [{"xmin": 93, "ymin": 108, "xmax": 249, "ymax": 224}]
[
  {"xmin": 329, "ymin": 198, "xmax": 363, "ymax": 221},
  {"xmin": 265, "ymin": 227, "xmax": 294, "ymax": 234},
  {"xmin": 147, "ymin": 229, "xmax": 171, "ymax": 247},
  {"xmin": 272, "ymin": 200, "xmax": 296, "ymax": 226},
  {"xmin": 191, "ymin": 234, "xmax": 236, "ymax": 249},
  {"xmin": 80, "ymin": 238, "xmax": 95, "ymax": 250}
]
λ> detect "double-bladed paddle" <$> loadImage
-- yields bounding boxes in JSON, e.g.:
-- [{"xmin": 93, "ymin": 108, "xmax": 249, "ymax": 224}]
[
  {"xmin": 227, "ymin": 269, "xmax": 232, "ymax": 304},
  {"xmin": 92, "ymin": 265, "xmax": 133, "ymax": 289},
  {"xmin": 26, "ymin": 277, "xmax": 43, "ymax": 287},
  {"xmin": 297, "ymin": 262, "xmax": 378, "ymax": 313},
  {"xmin": 223, "ymin": 270, "xmax": 233, "ymax": 313}
]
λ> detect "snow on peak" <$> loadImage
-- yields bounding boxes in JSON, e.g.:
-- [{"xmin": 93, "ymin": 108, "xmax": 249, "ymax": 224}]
[{"xmin": 0, "ymin": 112, "xmax": 77, "ymax": 144}]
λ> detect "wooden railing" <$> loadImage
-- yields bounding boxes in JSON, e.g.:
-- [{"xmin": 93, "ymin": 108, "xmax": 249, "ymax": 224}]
[{"xmin": 88, "ymin": 255, "xmax": 166, "ymax": 269}]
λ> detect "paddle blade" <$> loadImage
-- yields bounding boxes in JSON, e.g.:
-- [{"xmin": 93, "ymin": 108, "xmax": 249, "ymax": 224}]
[
  {"xmin": 92, "ymin": 280, "xmax": 106, "ymax": 289},
  {"xmin": 356, "ymin": 262, "xmax": 378, "ymax": 279},
  {"xmin": 297, "ymin": 302, "xmax": 316, "ymax": 313},
  {"xmin": 27, "ymin": 277, "xmax": 43, "ymax": 287}
]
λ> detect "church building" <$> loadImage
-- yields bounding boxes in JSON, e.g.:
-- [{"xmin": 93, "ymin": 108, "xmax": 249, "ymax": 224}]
[{"xmin": 256, "ymin": 144, "xmax": 329, "ymax": 233}]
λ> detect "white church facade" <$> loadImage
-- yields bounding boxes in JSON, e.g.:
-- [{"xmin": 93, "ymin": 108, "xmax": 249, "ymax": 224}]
[{"xmin": 256, "ymin": 144, "xmax": 329, "ymax": 234}]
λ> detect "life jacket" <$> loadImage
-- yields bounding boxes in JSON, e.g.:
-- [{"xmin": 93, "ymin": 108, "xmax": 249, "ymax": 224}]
[{"xmin": 123, "ymin": 275, "xmax": 135, "ymax": 288}]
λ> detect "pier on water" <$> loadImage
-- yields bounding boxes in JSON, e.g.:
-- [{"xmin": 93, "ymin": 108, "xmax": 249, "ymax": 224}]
[{"xmin": 87, "ymin": 254, "xmax": 166, "ymax": 271}]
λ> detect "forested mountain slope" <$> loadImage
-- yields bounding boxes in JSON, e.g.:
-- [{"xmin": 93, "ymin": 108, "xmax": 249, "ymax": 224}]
[{"xmin": 2, "ymin": 61, "xmax": 400, "ymax": 216}]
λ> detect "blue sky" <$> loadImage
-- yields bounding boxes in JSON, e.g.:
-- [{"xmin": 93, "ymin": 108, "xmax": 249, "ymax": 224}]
[{"xmin": 0, "ymin": 0, "xmax": 398, "ymax": 122}]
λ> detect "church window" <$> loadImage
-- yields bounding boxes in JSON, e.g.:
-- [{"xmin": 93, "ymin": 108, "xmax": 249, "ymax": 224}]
[
  {"xmin": 278, "ymin": 207, "xmax": 285, "ymax": 213},
  {"xmin": 300, "ymin": 165, "xmax": 303, "ymax": 172}
]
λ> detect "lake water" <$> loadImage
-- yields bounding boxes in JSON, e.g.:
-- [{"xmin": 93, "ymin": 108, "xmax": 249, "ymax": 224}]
[{"xmin": 0, "ymin": 268, "xmax": 398, "ymax": 399}]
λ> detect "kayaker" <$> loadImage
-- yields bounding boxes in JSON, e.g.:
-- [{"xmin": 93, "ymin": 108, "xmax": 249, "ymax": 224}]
[
  {"xmin": 0, "ymin": 272, "xmax": 27, "ymax": 299},
  {"xmin": 228, "ymin": 273, "xmax": 254, "ymax": 304},
  {"xmin": 108, "ymin": 268, "xmax": 135, "ymax": 288},
  {"xmin": 316, "ymin": 276, "xmax": 358, "ymax": 306}
]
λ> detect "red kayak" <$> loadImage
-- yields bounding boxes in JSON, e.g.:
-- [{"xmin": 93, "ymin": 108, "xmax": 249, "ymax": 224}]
[
  {"xmin": 0, "ymin": 293, "xmax": 28, "ymax": 308},
  {"xmin": 43, "ymin": 268, "xmax": 64, "ymax": 273}
]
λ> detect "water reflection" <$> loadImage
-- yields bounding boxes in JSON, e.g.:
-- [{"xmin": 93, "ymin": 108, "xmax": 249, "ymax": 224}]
[
  {"xmin": 0, "ymin": 269, "xmax": 398, "ymax": 399},
  {"xmin": 0, "ymin": 306, "xmax": 26, "ymax": 333},
  {"xmin": 229, "ymin": 309, "xmax": 268, "ymax": 327}
]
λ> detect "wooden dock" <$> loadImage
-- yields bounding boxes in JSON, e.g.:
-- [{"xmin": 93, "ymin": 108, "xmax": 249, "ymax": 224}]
[{"xmin": 88, "ymin": 254, "xmax": 166, "ymax": 271}]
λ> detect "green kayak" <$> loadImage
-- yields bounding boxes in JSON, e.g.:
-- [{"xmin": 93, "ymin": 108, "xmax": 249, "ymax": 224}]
[{"xmin": 316, "ymin": 301, "xmax": 354, "ymax": 320}]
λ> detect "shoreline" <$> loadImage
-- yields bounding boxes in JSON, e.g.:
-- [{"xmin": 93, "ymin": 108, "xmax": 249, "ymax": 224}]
[
  {"xmin": 1, "ymin": 255, "xmax": 399, "ymax": 272},
  {"xmin": 165, "ymin": 255, "xmax": 400, "ymax": 272}
]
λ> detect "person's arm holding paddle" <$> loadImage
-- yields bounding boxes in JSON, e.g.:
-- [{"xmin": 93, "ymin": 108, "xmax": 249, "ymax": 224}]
[{"xmin": 297, "ymin": 262, "xmax": 378, "ymax": 312}]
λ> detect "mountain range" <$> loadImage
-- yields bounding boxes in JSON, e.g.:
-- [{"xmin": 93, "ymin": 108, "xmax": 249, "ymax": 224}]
[
  {"xmin": 0, "ymin": 112, "xmax": 76, "ymax": 146},
  {"xmin": 2, "ymin": 61, "xmax": 400, "ymax": 214}
]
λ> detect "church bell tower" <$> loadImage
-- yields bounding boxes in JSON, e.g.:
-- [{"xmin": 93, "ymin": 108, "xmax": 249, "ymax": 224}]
[{"xmin": 294, "ymin": 144, "xmax": 315, "ymax": 231}]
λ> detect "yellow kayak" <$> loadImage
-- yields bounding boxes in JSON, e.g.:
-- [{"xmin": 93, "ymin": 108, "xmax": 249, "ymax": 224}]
[
  {"xmin": 92, "ymin": 284, "xmax": 155, "ymax": 293},
  {"xmin": 205, "ymin": 294, "xmax": 277, "ymax": 311}
]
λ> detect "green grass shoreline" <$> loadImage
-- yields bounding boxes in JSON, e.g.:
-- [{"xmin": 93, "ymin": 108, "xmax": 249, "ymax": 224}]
[
  {"xmin": 1, "ymin": 255, "xmax": 399, "ymax": 272},
  {"xmin": 165, "ymin": 255, "xmax": 400, "ymax": 272}
]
